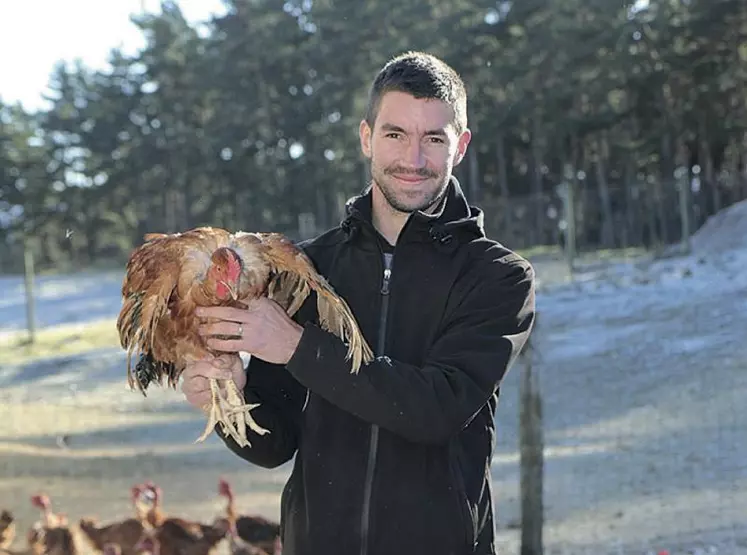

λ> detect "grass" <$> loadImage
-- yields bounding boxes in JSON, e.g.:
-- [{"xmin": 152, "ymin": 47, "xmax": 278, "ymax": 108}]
[
  {"xmin": 516, "ymin": 244, "xmax": 649, "ymax": 263},
  {"xmin": 576, "ymin": 246, "xmax": 649, "ymax": 262},
  {"xmin": 0, "ymin": 319, "xmax": 121, "ymax": 365}
]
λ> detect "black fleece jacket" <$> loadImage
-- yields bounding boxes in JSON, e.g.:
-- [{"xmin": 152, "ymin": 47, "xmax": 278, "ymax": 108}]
[{"xmin": 216, "ymin": 177, "xmax": 536, "ymax": 555}]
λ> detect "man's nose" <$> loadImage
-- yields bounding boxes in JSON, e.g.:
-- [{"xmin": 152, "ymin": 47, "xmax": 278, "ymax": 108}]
[{"xmin": 402, "ymin": 141, "xmax": 426, "ymax": 168}]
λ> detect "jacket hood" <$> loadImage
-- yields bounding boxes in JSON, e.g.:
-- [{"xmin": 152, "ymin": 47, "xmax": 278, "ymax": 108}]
[{"xmin": 341, "ymin": 176, "xmax": 485, "ymax": 248}]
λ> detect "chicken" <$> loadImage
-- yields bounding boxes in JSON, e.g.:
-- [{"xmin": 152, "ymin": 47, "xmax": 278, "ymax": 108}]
[
  {"xmin": 224, "ymin": 530, "xmax": 271, "ymax": 555},
  {"xmin": 0, "ymin": 510, "xmax": 15, "ymax": 550},
  {"xmin": 103, "ymin": 545, "xmax": 122, "ymax": 555},
  {"xmin": 26, "ymin": 494, "xmax": 77, "ymax": 555},
  {"xmin": 77, "ymin": 485, "xmax": 148, "ymax": 554},
  {"xmin": 217, "ymin": 479, "xmax": 279, "ymax": 555},
  {"xmin": 132, "ymin": 535, "xmax": 157, "ymax": 555},
  {"xmin": 116, "ymin": 226, "xmax": 374, "ymax": 447},
  {"xmin": 138, "ymin": 482, "xmax": 229, "ymax": 555},
  {"xmin": 29, "ymin": 495, "xmax": 65, "ymax": 530}
]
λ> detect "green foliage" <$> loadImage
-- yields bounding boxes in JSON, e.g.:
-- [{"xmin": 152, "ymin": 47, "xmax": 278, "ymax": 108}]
[{"xmin": 0, "ymin": 0, "xmax": 746, "ymax": 272}]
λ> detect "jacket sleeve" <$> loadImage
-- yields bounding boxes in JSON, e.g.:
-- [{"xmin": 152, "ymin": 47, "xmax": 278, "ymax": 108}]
[
  {"xmin": 215, "ymin": 354, "xmax": 308, "ymax": 468},
  {"xmin": 284, "ymin": 254, "xmax": 536, "ymax": 445}
]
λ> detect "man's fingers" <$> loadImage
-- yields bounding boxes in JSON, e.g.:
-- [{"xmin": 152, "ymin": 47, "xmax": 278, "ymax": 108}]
[
  {"xmin": 182, "ymin": 376, "xmax": 231, "ymax": 407},
  {"xmin": 196, "ymin": 306, "xmax": 248, "ymax": 321},
  {"xmin": 198, "ymin": 321, "xmax": 245, "ymax": 338},
  {"xmin": 183, "ymin": 361, "xmax": 234, "ymax": 381},
  {"xmin": 214, "ymin": 354, "xmax": 235, "ymax": 366},
  {"xmin": 188, "ymin": 392, "xmax": 212, "ymax": 410},
  {"xmin": 205, "ymin": 338, "xmax": 245, "ymax": 353},
  {"xmin": 215, "ymin": 354, "xmax": 244, "ymax": 372},
  {"xmin": 181, "ymin": 375, "xmax": 206, "ymax": 395}
]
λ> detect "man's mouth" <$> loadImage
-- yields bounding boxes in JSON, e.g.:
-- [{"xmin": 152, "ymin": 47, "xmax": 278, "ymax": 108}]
[
  {"xmin": 394, "ymin": 174, "xmax": 427, "ymax": 183},
  {"xmin": 390, "ymin": 170, "xmax": 437, "ymax": 185}
]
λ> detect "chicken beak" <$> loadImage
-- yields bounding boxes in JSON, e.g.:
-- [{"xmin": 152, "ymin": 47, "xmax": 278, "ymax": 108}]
[{"xmin": 218, "ymin": 280, "xmax": 238, "ymax": 301}]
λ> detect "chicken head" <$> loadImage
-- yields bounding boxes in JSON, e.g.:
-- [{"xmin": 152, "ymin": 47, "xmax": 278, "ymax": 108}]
[{"xmin": 207, "ymin": 247, "xmax": 242, "ymax": 301}]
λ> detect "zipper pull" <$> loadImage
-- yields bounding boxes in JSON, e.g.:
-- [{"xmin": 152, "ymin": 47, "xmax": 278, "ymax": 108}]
[{"xmin": 380, "ymin": 268, "xmax": 391, "ymax": 295}]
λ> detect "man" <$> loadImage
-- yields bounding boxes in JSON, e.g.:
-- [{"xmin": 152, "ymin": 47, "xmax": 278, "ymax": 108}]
[{"xmin": 182, "ymin": 51, "xmax": 536, "ymax": 555}]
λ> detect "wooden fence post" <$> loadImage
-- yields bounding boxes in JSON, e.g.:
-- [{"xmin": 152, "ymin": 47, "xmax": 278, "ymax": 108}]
[
  {"xmin": 23, "ymin": 238, "xmax": 37, "ymax": 345},
  {"xmin": 557, "ymin": 168, "xmax": 577, "ymax": 277},
  {"xmin": 519, "ymin": 315, "xmax": 543, "ymax": 555},
  {"xmin": 676, "ymin": 165, "xmax": 692, "ymax": 255}
]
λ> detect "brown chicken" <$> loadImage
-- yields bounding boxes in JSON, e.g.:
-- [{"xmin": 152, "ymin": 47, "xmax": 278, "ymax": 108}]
[
  {"xmin": 138, "ymin": 482, "xmax": 229, "ymax": 555},
  {"xmin": 116, "ymin": 226, "xmax": 374, "ymax": 447},
  {"xmin": 132, "ymin": 536, "xmax": 156, "ymax": 555},
  {"xmin": 26, "ymin": 494, "xmax": 77, "ymax": 555},
  {"xmin": 224, "ymin": 530, "xmax": 271, "ymax": 555},
  {"xmin": 78, "ymin": 485, "xmax": 148, "ymax": 554},
  {"xmin": 0, "ymin": 510, "xmax": 14, "ymax": 550},
  {"xmin": 217, "ymin": 479, "xmax": 279, "ymax": 554}
]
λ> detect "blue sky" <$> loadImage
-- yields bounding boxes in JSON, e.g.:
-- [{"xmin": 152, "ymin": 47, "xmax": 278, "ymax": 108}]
[{"xmin": 0, "ymin": 0, "xmax": 227, "ymax": 112}]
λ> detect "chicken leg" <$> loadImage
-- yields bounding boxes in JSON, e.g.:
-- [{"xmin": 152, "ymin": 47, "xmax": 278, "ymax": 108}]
[{"xmin": 195, "ymin": 378, "xmax": 270, "ymax": 447}]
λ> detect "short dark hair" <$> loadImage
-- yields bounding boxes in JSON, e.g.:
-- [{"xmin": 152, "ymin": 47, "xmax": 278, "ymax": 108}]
[{"xmin": 364, "ymin": 51, "xmax": 468, "ymax": 134}]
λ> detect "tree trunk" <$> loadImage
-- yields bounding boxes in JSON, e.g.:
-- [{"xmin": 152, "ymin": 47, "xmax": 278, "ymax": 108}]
[
  {"xmin": 675, "ymin": 136, "xmax": 692, "ymax": 252},
  {"xmin": 644, "ymin": 181, "xmax": 659, "ymax": 248},
  {"xmin": 467, "ymin": 142, "xmax": 481, "ymax": 203},
  {"xmin": 742, "ymin": 131, "xmax": 747, "ymax": 201},
  {"xmin": 593, "ymin": 134, "xmax": 615, "ymax": 248},
  {"xmin": 623, "ymin": 157, "xmax": 640, "ymax": 247},
  {"xmin": 519, "ymin": 324, "xmax": 543, "ymax": 555},
  {"xmin": 698, "ymin": 114, "xmax": 720, "ymax": 216},
  {"xmin": 656, "ymin": 134, "xmax": 671, "ymax": 246},
  {"xmin": 496, "ymin": 131, "xmax": 512, "ymax": 241},
  {"xmin": 530, "ymin": 115, "xmax": 544, "ymax": 246},
  {"xmin": 316, "ymin": 185, "xmax": 328, "ymax": 234}
]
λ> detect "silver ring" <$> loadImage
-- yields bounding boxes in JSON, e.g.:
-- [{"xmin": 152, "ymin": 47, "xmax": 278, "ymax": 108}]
[{"xmin": 237, "ymin": 324, "xmax": 243, "ymax": 336}]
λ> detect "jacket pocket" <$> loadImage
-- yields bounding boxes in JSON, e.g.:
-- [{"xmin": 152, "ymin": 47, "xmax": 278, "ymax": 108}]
[
  {"xmin": 450, "ymin": 449, "xmax": 477, "ymax": 553},
  {"xmin": 279, "ymin": 472, "xmax": 295, "ymax": 540}
]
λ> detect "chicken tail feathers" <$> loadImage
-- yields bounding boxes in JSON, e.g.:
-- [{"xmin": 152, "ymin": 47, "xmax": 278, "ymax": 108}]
[
  {"xmin": 118, "ymin": 234, "xmax": 185, "ymax": 393},
  {"xmin": 129, "ymin": 352, "xmax": 175, "ymax": 394},
  {"xmin": 117, "ymin": 292, "xmax": 159, "ymax": 393}
]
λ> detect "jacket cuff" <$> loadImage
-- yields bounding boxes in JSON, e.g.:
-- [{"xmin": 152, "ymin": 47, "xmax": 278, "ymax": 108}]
[{"xmin": 285, "ymin": 321, "xmax": 336, "ymax": 386}]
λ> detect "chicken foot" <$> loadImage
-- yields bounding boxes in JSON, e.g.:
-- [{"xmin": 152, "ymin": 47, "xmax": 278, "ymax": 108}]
[{"xmin": 195, "ymin": 377, "xmax": 270, "ymax": 447}]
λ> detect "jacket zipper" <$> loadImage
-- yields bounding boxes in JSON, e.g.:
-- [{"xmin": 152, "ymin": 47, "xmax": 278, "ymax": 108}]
[{"xmin": 360, "ymin": 253, "xmax": 392, "ymax": 555}]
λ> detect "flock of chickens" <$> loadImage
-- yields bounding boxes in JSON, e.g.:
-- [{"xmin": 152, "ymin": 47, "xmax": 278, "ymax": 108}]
[{"xmin": 0, "ymin": 478, "xmax": 281, "ymax": 555}]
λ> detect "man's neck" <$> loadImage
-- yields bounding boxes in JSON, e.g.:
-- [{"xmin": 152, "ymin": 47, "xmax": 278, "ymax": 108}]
[
  {"xmin": 370, "ymin": 185, "xmax": 446, "ymax": 246},
  {"xmin": 371, "ymin": 197, "xmax": 408, "ymax": 247}
]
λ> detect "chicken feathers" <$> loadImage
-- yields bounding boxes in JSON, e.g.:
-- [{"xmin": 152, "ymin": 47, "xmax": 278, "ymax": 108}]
[{"xmin": 116, "ymin": 226, "xmax": 374, "ymax": 447}]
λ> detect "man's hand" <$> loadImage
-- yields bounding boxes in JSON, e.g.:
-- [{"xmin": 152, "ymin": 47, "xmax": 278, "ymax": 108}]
[
  {"xmin": 196, "ymin": 297, "xmax": 304, "ymax": 365},
  {"xmin": 181, "ymin": 354, "xmax": 245, "ymax": 411}
]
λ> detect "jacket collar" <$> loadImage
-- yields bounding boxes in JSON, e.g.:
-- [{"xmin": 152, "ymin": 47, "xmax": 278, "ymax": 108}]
[{"xmin": 340, "ymin": 176, "xmax": 485, "ymax": 251}]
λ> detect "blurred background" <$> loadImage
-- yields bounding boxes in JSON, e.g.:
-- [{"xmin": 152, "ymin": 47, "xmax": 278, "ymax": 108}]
[{"xmin": 0, "ymin": 0, "xmax": 746, "ymax": 553}]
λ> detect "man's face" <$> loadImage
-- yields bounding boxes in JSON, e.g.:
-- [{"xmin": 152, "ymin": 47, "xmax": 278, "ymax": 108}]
[{"xmin": 359, "ymin": 91, "xmax": 471, "ymax": 214}]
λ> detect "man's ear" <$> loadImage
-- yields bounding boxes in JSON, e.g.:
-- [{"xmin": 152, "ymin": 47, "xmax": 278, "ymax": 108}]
[
  {"xmin": 359, "ymin": 119, "xmax": 372, "ymax": 158},
  {"xmin": 453, "ymin": 128, "xmax": 472, "ymax": 166}
]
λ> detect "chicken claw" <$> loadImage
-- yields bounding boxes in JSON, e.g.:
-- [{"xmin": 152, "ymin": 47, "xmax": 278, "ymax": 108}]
[{"xmin": 195, "ymin": 377, "xmax": 269, "ymax": 447}]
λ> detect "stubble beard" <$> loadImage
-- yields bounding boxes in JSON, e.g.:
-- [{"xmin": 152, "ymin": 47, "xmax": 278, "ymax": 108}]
[{"xmin": 368, "ymin": 156, "xmax": 450, "ymax": 215}]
